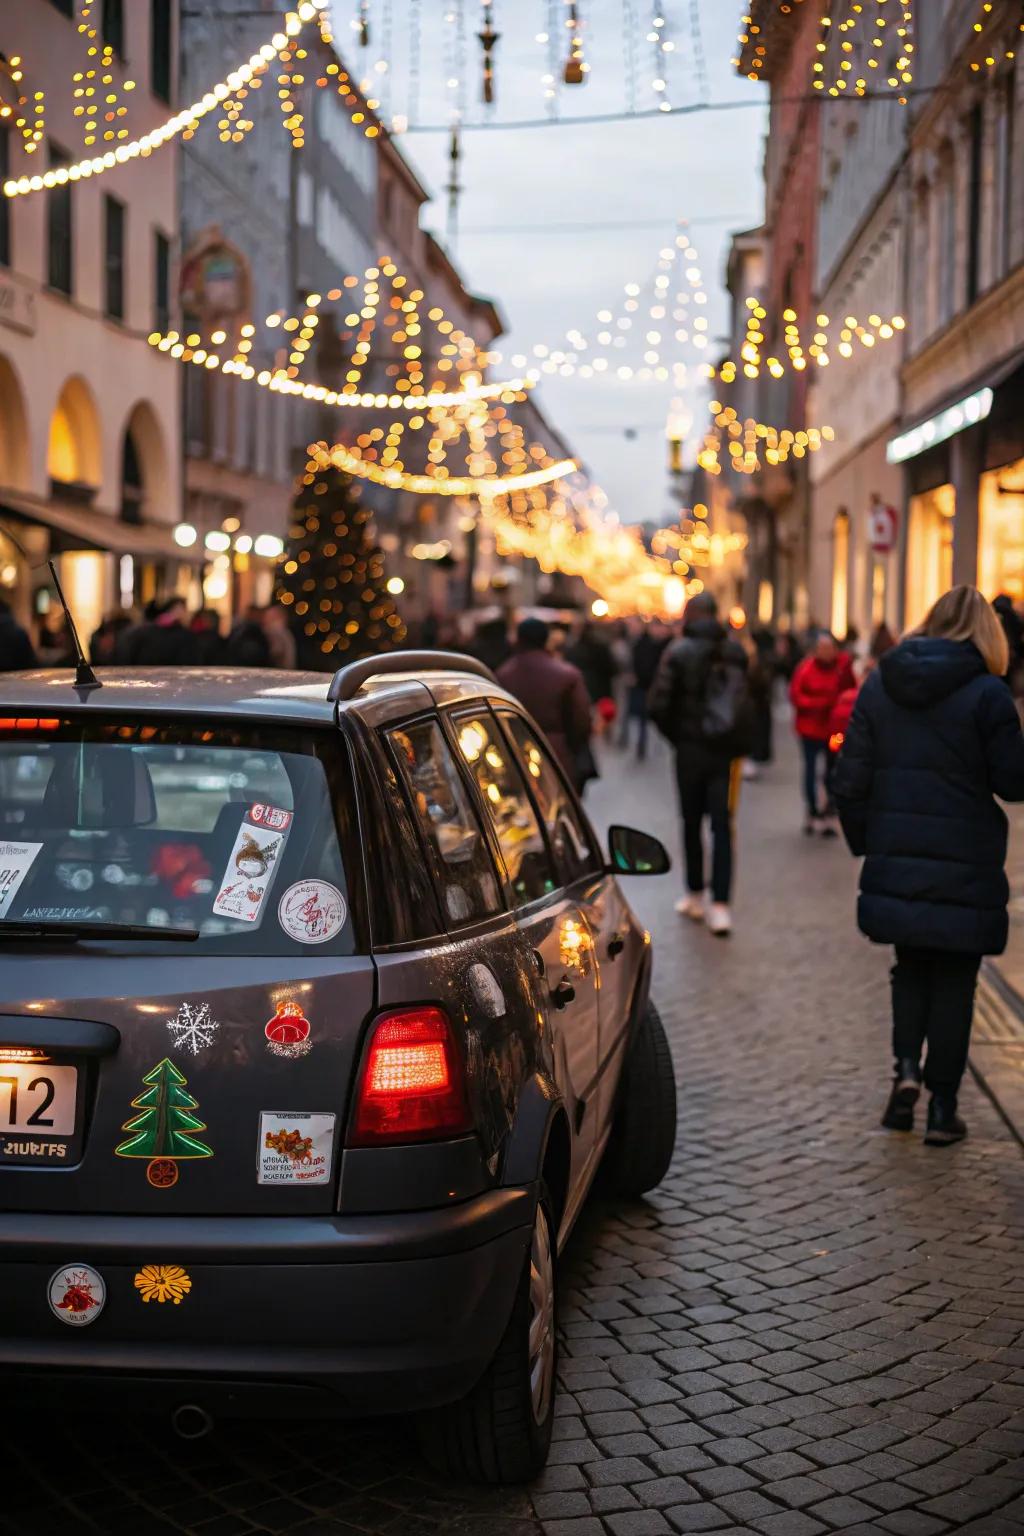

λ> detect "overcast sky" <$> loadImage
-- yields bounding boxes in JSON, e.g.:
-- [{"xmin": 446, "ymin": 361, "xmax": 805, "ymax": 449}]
[{"xmin": 336, "ymin": 1, "xmax": 767, "ymax": 522}]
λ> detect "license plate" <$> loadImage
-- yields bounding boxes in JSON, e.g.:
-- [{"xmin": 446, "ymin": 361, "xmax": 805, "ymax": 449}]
[{"xmin": 0, "ymin": 1064, "xmax": 77, "ymax": 1135}]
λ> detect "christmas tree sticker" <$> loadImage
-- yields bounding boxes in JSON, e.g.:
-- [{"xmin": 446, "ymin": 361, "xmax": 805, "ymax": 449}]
[
  {"xmin": 115, "ymin": 1058, "xmax": 213, "ymax": 1189},
  {"xmin": 275, "ymin": 460, "xmax": 406, "ymax": 669}
]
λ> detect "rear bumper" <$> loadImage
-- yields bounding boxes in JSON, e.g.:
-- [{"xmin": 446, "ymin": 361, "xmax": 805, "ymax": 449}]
[{"xmin": 0, "ymin": 1187, "xmax": 534, "ymax": 1414}]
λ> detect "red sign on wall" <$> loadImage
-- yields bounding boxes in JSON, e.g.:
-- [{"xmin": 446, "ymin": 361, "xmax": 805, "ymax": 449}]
[{"xmin": 869, "ymin": 496, "xmax": 899, "ymax": 555}]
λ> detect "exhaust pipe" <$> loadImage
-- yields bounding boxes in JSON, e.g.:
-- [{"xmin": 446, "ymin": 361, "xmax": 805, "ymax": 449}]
[{"xmin": 171, "ymin": 1402, "xmax": 214, "ymax": 1440}]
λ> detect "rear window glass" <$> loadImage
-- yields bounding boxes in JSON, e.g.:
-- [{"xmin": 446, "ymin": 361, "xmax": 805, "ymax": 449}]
[{"xmin": 0, "ymin": 718, "xmax": 360, "ymax": 956}]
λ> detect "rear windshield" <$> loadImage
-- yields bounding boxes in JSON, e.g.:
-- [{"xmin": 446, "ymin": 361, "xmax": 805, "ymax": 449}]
[{"xmin": 0, "ymin": 717, "xmax": 361, "ymax": 956}]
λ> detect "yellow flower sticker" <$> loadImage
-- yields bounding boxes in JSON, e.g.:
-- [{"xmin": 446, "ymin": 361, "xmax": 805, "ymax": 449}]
[{"xmin": 134, "ymin": 1263, "xmax": 193, "ymax": 1305}]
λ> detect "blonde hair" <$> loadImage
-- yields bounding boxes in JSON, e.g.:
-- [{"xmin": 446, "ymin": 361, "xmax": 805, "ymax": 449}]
[{"xmin": 912, "ymin": 585, "xmax": 1009, "ymax": 677}]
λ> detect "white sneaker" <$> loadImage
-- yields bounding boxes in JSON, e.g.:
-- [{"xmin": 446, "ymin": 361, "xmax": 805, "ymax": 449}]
[
  {"xmin": 674, "ymin": 893, "xmax": 706, "ymax": 921},
  {"xmin": 707, "ymin": 902, "xmax": 733, "ymax": 937}
]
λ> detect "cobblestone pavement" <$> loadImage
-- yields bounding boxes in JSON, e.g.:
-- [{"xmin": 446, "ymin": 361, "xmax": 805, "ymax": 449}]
[{"xmin": 6, "ymin": 741, "xmax": 1024, "ymax": 1536}]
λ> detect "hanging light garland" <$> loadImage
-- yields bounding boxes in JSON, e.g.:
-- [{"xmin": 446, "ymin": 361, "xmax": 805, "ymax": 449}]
[
  {"xmin": 969, "ymin": 0, "xmax": 1024, "ymax": 71},
  {"xmin": 0, "ymin": 52, "xmax": 43, "ymax": 156},
  {"xmin": 311, "ymin": 440, "xmax": 574, "ymax": 496},
  {"xmin": 706, "ymin": 300, "xmax": 906, "ymax": 385},
  {"xmin": 3, "ymin": 2, "xmax": 319, "ymax": 197},
  {"xmin": 151, "ymin": 264, "xmax": 537, "ymax": 408}
]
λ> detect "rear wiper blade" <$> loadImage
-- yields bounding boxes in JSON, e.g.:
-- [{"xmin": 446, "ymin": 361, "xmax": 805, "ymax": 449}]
[{"xmin": 0, "ymin": 921, "xmax": 200, "ymax": 943}]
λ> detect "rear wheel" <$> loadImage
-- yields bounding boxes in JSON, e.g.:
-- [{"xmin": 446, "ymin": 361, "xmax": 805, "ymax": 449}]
[
  {"xmin": 418, "ymin": 1194, "xmax": 557, "ymax": 1484},
  {"xmin": 603, "ymin": 1001, "xmax": 677, "ymax": 1196}
]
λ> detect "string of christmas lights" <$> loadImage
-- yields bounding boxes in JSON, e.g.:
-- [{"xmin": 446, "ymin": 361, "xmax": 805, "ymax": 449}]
[
  {"xmin": 705, "ymin": 300, "xmax": 906, "ymax": 385},
  {"xmin": 2, "ymin": 3, "xmax": 320, "ymax": 197},
  {"xmin": 311, "ymin": 440, "xmax": 575, "ymax": 496},
  {"xmin": 969, "ymin": 0, "xmax": 1024, "ymax": 70}
]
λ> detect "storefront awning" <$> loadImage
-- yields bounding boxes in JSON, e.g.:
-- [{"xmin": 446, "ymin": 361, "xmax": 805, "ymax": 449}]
[
  {"xmin": 888, "ymin": 353, "xmax": 1024, "ymax": 465},
  {"xmin": 0, "ymin": 490, "xmax": 206, "ymax": 564}
]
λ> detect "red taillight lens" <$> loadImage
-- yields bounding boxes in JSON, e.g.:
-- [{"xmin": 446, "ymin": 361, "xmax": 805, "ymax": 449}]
[{"xmin": 349, "ymin": 1006, "xmax": 471, "ymax": 1147}]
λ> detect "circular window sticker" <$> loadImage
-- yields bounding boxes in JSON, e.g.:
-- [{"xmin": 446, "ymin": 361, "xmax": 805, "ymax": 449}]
[{"xmin": 278, "ymin": 880, "xmax": 347, "ymax": 945}]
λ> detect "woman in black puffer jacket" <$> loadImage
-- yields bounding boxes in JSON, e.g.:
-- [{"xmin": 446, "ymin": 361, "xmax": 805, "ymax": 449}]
[{"xmin": 833, "ymin": 586, "xmax": 1024, "ymax": 1146}]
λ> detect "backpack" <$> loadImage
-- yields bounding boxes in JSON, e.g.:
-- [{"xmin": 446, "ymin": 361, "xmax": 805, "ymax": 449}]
[{"xmin": 702, "ymin": 646, "xmax": 755, "ymax": 754}]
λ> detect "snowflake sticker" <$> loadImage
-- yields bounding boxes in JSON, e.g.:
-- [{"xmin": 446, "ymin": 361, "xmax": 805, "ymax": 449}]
[{"xmin": 166, "ymin": 1001, "xmax": 219, "ymax": 1056}]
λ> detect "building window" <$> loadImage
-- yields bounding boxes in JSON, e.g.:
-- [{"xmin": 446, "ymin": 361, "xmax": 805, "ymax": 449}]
[
  {"xmin": 151, "ymin": 0, "xmax": 172, "ymax": 103},
  {"xmin": 102, "ymin": 0, "xmax": 125, "ymax": 57},
  {"xmin": 104, "ymin": 194, "xmax": 125, "ymax": 320},
  {"xmin": 47, "ymin": 146, "xmax": 73, "ymax": 297},
  {"xmin": 0, "ymin": 127, "xmax": 9, "ymax": 268},
  {"xmin": 999, "ymin": 72, "xmax": 1015, "ymax": 277},
  {"xmin": 121, "ymin": 426, "xmax": 143, "ymax": 525},
  {"xmin": 906, "ymin": 485, "xmax": 955, "ymax": 626},
  {"xmin": 966, "ymin": 103, "xmax": 984, "ymax": 305},
  {"xmin": 938, "ymin": 146, "xmax": 957, "ymax": 328},
  {"xmin": 154, "ymin": 229, "xmax": 170, "ymax": 330}
]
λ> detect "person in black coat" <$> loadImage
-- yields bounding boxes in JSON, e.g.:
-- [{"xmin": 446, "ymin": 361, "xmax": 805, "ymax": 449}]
[
  {"xmin": 833, "ymin": 586, "xmax": 1024, "ymax": 1146},
  {"xmin": 648, "ymin": 592, "xmax": 752, "ymax": 937},
  {"xmin": 0, "ymin": 599, "xmax": 38, "ymax": 672}
]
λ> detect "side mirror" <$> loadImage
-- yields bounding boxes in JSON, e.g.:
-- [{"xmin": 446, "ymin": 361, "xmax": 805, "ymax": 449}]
[{"xmin": 607, "ymin": 824, "xmax": 671, "ymax": 876}]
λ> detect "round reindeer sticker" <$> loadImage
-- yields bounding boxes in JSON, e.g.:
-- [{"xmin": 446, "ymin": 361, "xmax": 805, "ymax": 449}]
[{"xmin": 278, "ymin": 880, "xmax": 346, "ymax": 945}]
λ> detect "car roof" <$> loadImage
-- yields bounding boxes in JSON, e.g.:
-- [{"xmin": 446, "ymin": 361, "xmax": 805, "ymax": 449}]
[{"xmin": 0, "ymin": 666, "xmax": 519, "ymax": 726}]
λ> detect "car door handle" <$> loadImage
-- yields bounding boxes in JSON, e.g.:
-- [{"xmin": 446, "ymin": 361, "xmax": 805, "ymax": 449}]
[
  {"xmin": 607, "ymin": 932, "xmax": 626, "ymax": 959},
  {"xmin": 550, "ymin": 978, "xmax": 576, "ymax": 1009},
  {"xmin": 530, "ymin": 948, "xmax": 546, "ymax": 979}
]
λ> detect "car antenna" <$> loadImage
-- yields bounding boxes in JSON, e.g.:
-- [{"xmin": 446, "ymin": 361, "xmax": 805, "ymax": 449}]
[{"xmin": 48, "ymin": 559, "xmax": 102, "ymax": 693}]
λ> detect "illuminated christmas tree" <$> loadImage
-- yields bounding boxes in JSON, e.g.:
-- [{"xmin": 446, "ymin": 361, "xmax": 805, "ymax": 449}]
[{"xmin": 276, "ymin": 456, "xmax": 406, "ymax": 668}]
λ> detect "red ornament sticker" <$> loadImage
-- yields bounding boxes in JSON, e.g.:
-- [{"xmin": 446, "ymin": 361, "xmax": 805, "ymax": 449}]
[
  {"xmin": 265, "ymin": 999, "xmax": 313, "ymax": 1059},
  {"xmin": 278, "ymin": 880, "xmax": 346, "ymax": 945},
  {"xmin": 48, "ymin": 1263, "xmax": 106, "ymax": 1327}
]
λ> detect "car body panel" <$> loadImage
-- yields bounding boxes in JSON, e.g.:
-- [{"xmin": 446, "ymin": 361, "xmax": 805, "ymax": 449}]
[{"xmin": 0, "ymin": 955, "xmax": 375, "ymax": 1214}]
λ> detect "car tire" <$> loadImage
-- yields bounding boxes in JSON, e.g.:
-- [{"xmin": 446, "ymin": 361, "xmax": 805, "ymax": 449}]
[
  {"xmin": 418, "ymin": 1191, "xmax": 557, "ymax": 1484},
  {"xmin": 603, "ymin": 1001, "xmax": 677, "ymax": 1196}
]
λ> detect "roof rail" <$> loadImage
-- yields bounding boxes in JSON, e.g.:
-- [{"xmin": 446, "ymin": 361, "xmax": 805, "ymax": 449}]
[{"xmin": 327, "ymin": 650, "xmax": 499, "ymax": 703}]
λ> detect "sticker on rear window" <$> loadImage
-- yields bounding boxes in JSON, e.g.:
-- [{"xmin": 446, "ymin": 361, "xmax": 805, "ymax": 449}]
[
  {"xmin": 0, "ymin": 840, "xmax": 42, "ymax": 918},
  {"xmin": 278, "ymin": 880, "xmax": 346, "ymax": 945},
  {"xmin": 258, "ymin": 1111, "xmax": 335, "ymax": 1185},
  {"xmin": 213, "ymin": 806, "xmax": 291, "ymax": 925}
]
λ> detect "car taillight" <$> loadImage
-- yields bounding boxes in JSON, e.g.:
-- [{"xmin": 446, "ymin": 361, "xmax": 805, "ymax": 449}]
[{"xmin": 349, "ymin": 1006, "xmax": 471, "ymax": 1146}]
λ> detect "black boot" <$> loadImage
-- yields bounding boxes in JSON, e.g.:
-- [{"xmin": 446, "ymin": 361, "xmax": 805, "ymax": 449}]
[
  {"xmin": 881, "ymin": 1058, "xmax": 921, "ymax": 1131},
  {"xmin": 924, "ymin": 1096, "xmax": 967, "ymax": 1147}
]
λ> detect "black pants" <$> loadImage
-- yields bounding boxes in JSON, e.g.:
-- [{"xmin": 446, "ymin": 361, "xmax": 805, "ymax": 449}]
[
  {"xmin": 891, "ymin": 946, "xmax": 982, "ymax": 1102},
  {"xmin": 675, "ymin": 753, "xmax": 733, "ymax": 903}
]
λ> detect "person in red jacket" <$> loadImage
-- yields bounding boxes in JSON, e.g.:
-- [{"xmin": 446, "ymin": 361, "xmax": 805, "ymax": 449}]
[{"xmin": 790, "ymin": 632, "xmax": 855, "ymax": 834}]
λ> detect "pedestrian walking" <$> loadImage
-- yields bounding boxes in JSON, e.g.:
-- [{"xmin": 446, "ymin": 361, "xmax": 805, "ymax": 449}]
[
  {"xmin": 497, "ymin": 617, "xmax": 594, "ymax": 793},
  {"xmin": 833, "ymin": 586, "xmax": 1024, "ymax": 1146},
  {"xmin": 226, "ymin": 604, "xmax": 271, "ymax": 667},
  {"xmin": 624, "ymin": 619, "xmax": 671, "ymax": 760},
  {"xmin": 115, "ymin": 596, "xmax": 198, "ymax": 666},
  {"xmin": 789, "ymin": 632, "xmax": 855, "ymax": 835},
  {"xmin": 0, "ymin": 597, "xmax": 38, "ymax": 672},
  {"xmin": 567, "ymin": 623, "xmax": 618, "ymax": 726},
  {"xmin": 261, "ymin": 602, "xmax": 297, "ymax": 669},
  {"xmin": 190, "ymin": 608, "xmax": 227, "ymax": 665},
  {"xmin": 90, "ymin": 609, "xmax": 136, "ymax": 665},
  {"xmin": 648, "ymin": 591, "xmax": 753, "ymax": 937}
]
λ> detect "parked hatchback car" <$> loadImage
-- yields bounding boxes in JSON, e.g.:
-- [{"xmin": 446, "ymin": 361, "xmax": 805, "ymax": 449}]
[{"xmin": 0, "ymin": 652, "xmax": 677, "ymax": 1482}]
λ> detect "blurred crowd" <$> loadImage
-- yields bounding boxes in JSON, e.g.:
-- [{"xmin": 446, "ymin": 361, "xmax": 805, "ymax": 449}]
[{"xmin": 0, "ymin": 594, "xmax": 298, "ymax": 672}]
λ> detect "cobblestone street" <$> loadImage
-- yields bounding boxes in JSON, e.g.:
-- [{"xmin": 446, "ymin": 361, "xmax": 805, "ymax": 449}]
[{"xmin": 6, "ymin": 740, "xmax": 1024, "ymax": 1536}]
